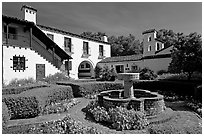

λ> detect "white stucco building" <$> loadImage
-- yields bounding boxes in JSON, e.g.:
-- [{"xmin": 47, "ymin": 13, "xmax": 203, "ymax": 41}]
[{"xmin": 2, "ymin": 5, "xmax": 111, "ymax": 84}]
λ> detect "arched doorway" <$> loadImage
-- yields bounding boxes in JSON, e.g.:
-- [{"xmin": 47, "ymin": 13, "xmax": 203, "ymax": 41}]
[{"xmin": 78, "ymin": 61, "xmax": 94, "ymax": 79}]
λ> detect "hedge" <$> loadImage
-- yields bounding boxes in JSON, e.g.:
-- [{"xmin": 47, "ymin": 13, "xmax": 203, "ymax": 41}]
[
  {"xmin": 2, "ymin": 102, "xmax": 11, "ymax": 128},
  {"xmin": 57, "ymin": 81, "xmax": 124, "ymax": 97},
  {"xmin": 3, "ymin": 96, "xmax": 40, "ymax": 120},
  {"xmin": 2, "ymin": 84, "xmax": 50, "ymax": 95},
  {"xmin": 133, "ymin": 80, "xmax": 201, "ymax": 100},
  {"xmin": 2, "ymin": 85, "xmax": 74, "ymax": 120}
]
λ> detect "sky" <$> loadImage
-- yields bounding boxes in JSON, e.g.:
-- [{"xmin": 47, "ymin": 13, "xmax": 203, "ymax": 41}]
[{"xmin": 2, "ymin": 2, "xmax": 202, "ymax": 41}]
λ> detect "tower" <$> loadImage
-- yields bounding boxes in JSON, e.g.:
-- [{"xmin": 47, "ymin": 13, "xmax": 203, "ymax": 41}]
[
  {"xmin": 21, "ymin": 5, "xmax": 37, "ymax": 24},
  {"xmin": 142, "ymin": 29, "xmax": 157, "ymax": 57}
]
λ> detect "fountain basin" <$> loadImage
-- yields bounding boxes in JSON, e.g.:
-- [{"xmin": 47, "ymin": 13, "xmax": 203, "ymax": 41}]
[{"xmin": 98, "ymin": 89, "xmax": 165, "ymax": 116}]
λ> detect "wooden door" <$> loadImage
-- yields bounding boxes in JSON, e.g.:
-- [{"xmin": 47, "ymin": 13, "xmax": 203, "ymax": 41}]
[{"xmin": 36, "ymin": 64, "xmax": 45, "ymax": 81}]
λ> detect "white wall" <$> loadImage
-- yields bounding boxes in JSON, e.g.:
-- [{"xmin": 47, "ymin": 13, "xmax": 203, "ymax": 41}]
[
  {"xmin": 3, "ymin": 46, "xmax": 60, "ymax": 84},
  {"xmin": 41, "ymin": 29, "xmax": 111, "ymax": 79}
]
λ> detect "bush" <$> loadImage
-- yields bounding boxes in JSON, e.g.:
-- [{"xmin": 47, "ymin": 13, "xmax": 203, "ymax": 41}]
[
  {"xmin": 85, "ymin": 100, "xmax": 149, "ymax": 131},
  {"xmin": 2, "ymin": 84, "xmax": 49, "ymax": 95},
  {"xmin": 140, "ymin": 67, "xmax": 157, "ymax": 80},
  {"xmin": 57, "ymin": 82, "xmax": 123, "ymax": 97},
  {"xmin": 97, "ymin": 66, "xmax": 116, "ymax": 81},
  {"xmin": 3, "ymin": 96, "xmax": 40, "ymax": 119},
  {"xmin": 42, "ymin": 72, "xmax": 70, "ymax": 84},
  {"xmin": 19, "ymin": 85, "xmax": 74, "ymax": 109},
  {"xmin": 28, "ymin": 114, "xmax": 101, "ymax": 134},
  {"xmin": 94, "ymin": 64, "xmax": 103, "ymax": 78},
  {"xmin": 2, "ymin": 102, "xmax": 11, "ymax": 128},
  {"xmin": 2, "ymin": 85, "xmax": 74, "ymax": 119},
  {"xmin": 5, "ymin": 78, "xmax": 36, "ymax": 87},
  {"xmin": 40, "ymin": 99, "xmax": 80, "ymax": 115},
  {"xmin": 157, "ymin": 70, "xmax": 168, "ymax": 75}
]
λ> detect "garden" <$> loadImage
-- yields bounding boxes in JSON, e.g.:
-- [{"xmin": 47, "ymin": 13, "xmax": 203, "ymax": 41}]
[{"xmin": 2, "ymin": 68, "xmax": 202, "ymax": 134}]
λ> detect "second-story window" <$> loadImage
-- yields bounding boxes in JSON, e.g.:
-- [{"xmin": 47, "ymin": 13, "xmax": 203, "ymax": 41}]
[
  {"xmin": 83, "ymin": 41, "xmax": 89, "ymax": 55},
  {"xmin": 148, "ymin": 36, "xmax": 151, "ymax": 42},
  {"xmin": 64, "ymin": 37, "xmax": 72, "ymax": 52},
  {"xmin": 99, "ymin": 45, "xmax": 104, "ymax": 56},
  {"xmin": 47, "ymin": 33, "xmax": 54, "ymax": 41}
]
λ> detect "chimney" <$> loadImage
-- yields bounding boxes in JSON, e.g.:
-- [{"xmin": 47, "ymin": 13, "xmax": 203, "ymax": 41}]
[
  {"xmin": 101, "ymin": 35, "xmax": 108, "ymax": 42},
  {"xmin": 21, "ymin": 5, "xmax": 37, "ymax": 24}
]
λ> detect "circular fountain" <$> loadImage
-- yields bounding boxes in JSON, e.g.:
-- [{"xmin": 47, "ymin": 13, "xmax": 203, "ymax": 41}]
[{"xmin": 98, "ymin": 73, "xmax": 166, "ymax": 116}]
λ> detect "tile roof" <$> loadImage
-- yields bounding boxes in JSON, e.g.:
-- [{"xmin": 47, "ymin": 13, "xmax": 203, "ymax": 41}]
[
  {"xmin": 2, "ymin": 14, "xmax": 72, "ymax": 60},
  {"xmin": 98, "ymin": 54, "xmax": 143, "ymax": 63},
  {"xmin": 142, "ymin": 29, "xmax": 156, "ymax": 35},
  {"xmin": 21, "ymin": 5, "xmax": 37, "ymax": 12},
  {"xmin": 37, "ymin": 24, "xmax": 111, "ymax": 45}
]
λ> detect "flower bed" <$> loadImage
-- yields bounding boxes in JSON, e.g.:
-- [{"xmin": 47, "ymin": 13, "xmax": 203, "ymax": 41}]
[
  {"xmin": 84, "ymin": 100, "xmax": 149, "ymax": 131},
  {"xmin": 40, "ymin": 98, "xmax": 80, "ymax": 115},
  {"xmin": 27, "ymin": 114, "xmax": 102, "ymax": 134}
]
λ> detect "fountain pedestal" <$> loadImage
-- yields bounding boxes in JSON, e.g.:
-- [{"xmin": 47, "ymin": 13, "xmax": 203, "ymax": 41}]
[{"xmin": 118, "ymin": 73, "xmax": 139, "ymax": 98}]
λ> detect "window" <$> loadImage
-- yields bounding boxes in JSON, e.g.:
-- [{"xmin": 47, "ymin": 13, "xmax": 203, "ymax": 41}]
[
  {"xmin": 47, "ymin": 33, "xmax": 54, "ymax": 41},
  {"xmin": 26, "ymin": 10, "xmax": 28, "ymax": 12},
  {"xmin": 161, "ymin": 44, "xmax": 164, "ymax": 49},
  {"xmin": 156, "ymin": 43, "xmax": 160, "ymax": 51},
  {"xmin": 81, "ymin": 64, "xmax": 84, "ymax": 69},
  {"xmin": 148, "ymin": 45, "xmax": 151, "ymax": 51},
  {"xmin": 83, "ymin": 41, "xmax": 89, "ymax": 55},
  {"xmin": 126, "ymin": 64, "xmax": 129, "ymax": 67},
  {"xmin": 4, "ymin": 26, "xmax": 17, "ymax": 39},
  {"xmin": 86, "ymin": 63, "xmax": 90, "ymax": 68},
  {"xmin": 12, "ymin": 56, "xmax": 26, "ymax": 71},
  {"xmin": 148, "ymin": 36, "xmax": 151, "ymax": 42},
  {"xmin": 99, "ymin": 45, "xmax": 104, "ymax": 56},
  {"xmin": 64, "ymin": 37, "xmax": 72, "ymax": 52}
]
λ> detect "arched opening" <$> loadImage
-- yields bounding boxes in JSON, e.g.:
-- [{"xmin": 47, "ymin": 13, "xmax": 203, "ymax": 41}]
[{"xmin": 78, "ymin": 61, "xmax": 94, "ymax": 79}]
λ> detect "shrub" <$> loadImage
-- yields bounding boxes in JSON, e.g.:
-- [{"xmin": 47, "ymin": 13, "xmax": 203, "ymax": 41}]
[
  {"xmin": 94, "ymin": 64, "xmax": 103, "ymax": 78},
  {"xmin": 40, "ymin": 99, "xmax": 80, "ymax": 115},
  {"xmin": 2, "ymin": 84, "xmax": 49, "ymax": 95},
  {"xmin": 19, "ymin": 85, "xmax": 74, "ymax": 109},
  {"xmin": 2, "ymin": 102, "xmax": 11, "ymax": 128},
  {"xmin": 3, "ymin": 96, "xmax": 40, "ymax": 119},
  {"xmin": 5, "ymin": 78, "xmax": 36, "ymax": 87},
  {"xmin": 28, "ymin": 114, "xmax": 102, "ymax": 134},
  {"xmin": 140, "ymin": 67, "xmax": 157, "ymax": 80},
  {"xmin": 157, "ymin": 70, "xmax": 168, "ymax": 75},
  {"xmin": 2, "ymin": 85, "xmax": 74, "ymax": 119},
  {"xmin": 42, "ymin": 72, "xmax": 70, "ymax": 84},
  {"xmin": 85, "ymin": 100, "xmax": 149, "ymax": 131},
  {"xmin": 57, "ymin": 82, "xmax": 123, "ymax": 97},
  {"xmin": 97, "ymin": 66, "xmax": 117, "ymax": 81}
]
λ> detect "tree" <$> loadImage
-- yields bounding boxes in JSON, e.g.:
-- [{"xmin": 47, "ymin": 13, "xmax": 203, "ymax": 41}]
[{"xmin": 168, "ymin": 32, "xmax": 202, "ymax": 80}]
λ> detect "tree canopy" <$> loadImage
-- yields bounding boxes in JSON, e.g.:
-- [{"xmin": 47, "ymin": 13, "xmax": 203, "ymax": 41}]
[{"xmin": 168, "ymin": 32, "xmax": 202, "ymax": 80}]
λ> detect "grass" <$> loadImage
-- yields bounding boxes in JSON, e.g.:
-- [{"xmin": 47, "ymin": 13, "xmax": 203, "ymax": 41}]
[{"xmin": 147, "ymin": 111, "xmax": 202, "ymax": 134}]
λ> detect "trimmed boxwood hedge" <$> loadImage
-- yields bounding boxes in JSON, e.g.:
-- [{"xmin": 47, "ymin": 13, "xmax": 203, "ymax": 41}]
[
  {"xmin": 3, "ymin": 96, "xmax": 40, "ymax": 120},
  {"xmin": 2, "ymin": 85, "xmax": 74, "ymax": 120},
  {"xmin": 133, "ymin": 80, "xmax": 201, "ymax": 100},
  {"xmin": 57, "ymin": 81, "xmax": 124, "ymax": 97},
  {"xmin": 2, "ymin": 84, "xmax": 50, "ymax": 95}
]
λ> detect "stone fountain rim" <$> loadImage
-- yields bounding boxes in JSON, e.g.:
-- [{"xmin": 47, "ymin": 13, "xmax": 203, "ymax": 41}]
[{"xmin": 99, "ymin": 89, "xmax": 164, "ymax": 102}]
